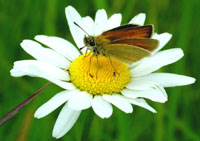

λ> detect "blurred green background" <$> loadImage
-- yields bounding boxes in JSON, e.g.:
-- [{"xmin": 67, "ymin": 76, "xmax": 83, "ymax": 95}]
[{"xmin": 0, "ymin": 0, "xmax": 199, "ymax": 140}]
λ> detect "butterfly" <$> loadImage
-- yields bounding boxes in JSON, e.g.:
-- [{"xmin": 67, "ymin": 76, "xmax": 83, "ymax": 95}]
[
  {"xmin": 74, "ymin": 22, "xmax": 159, "ymax": 77},
  {"xmin": 74, "ymin": 22, "xmax": 159, "ymax": 64}
]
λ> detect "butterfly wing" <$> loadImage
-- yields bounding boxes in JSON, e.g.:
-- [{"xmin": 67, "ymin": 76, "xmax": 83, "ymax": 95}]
[
  {"xmin": 106, "ymin": 24, "xmax": 140, "ymax": 31},
  {"xmin": 95, "ymin": 24, "xmax": 158, "ymax": 64},
  {"xmin": 104, "ymin": 44, "xmax": 151, "ymax": 64},
  {"xmin": 108, "ymin": 38, "xmax": 159, "ymax": 52},
  {"xmin": 101, "ymin": 24, "xmax": 154, "ymax": 41}
]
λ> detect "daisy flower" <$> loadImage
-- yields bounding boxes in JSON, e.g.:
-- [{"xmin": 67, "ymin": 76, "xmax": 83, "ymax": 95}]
[{"xmin": 10, "ymin": 6, "xmax": 195, "ymax": 138}]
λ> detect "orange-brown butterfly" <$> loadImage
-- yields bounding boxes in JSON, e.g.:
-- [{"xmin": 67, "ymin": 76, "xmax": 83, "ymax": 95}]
[
  {"xmin": 74, "ymin": 22, "xmax": 159, "ymax": 64},
  {"xmin": 74, "ymin": 22, "xmax": 159, "ymax": 77}
]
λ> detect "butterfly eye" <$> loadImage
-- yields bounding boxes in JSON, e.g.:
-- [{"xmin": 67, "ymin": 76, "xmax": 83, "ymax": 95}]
[{"xmin": 89, "ymin": 40, "xmax": 95, "ymax": 46}]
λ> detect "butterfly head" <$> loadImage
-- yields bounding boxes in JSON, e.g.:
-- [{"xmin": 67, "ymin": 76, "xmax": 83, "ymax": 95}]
[
  {"xmin": 73, "ymin": 22, "xmax": 96, "ymax": 48},
  {"xmin": 84, "ymin": 35, "xmax": 96, "ymax": 47}
]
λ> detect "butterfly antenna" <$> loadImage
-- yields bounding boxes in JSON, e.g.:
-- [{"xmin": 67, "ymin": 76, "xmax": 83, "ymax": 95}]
[
  {"xmin": 73, "ymin": 22, "xmax": 89, "ymax": 36},
  {"xmin": 80, "ymin": 45, "xmax": 86, "ymax": 50}
]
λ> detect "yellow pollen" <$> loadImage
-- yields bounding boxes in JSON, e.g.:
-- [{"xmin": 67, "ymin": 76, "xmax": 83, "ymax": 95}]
[{"xmin": 69, "ymin": 53, "xmax": 130, "ymax": 95}]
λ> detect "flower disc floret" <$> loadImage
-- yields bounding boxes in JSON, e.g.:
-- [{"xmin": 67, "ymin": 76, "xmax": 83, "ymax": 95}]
[{"xmin": 69, "ymin": 53, "xmax": 130, "ymax": 95}]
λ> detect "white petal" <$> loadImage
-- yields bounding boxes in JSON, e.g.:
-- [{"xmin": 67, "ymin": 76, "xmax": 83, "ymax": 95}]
[
  {"xmin": 122, "ymin": 86, "xmax": 167, "ymax": 103},
  {"xmin": 92, "ymin": 96, "xmax": 113, "ymax": 118},
  {"xmin": 126, "ymin": 98, "xmax": 156, "ymax": 113},
  {"xmin": 11, "ymin": 60, "xmax": 68, "ymax": 80},
  {"xmin": 134, "ymin": 73, "xmax": 196, "ymax": 87},
  {"xmin": 52, "ymin": 103, "xmax": 81, "ymax": 139},
  {"xmin": 68, "ymin": 91, "xmax": 92, "ymax": 110},
  {"xmin": 10, "ymin": 60, "xmax": 76, "ymax": 90},
  {"xmin": 152, "ymin": 32, "xmax": 172, "ymax": 53},
  {"xmin": 65, "ymin": 6, "xmax": 86, "ymax": 48},
  {"xmin": 126, "ymin": 77, "xmax": 158, "ymax": 90},
  {"xmin": 35, "ymin": 35, "xmax": 80, "ymax": 61},
  {"xmin": 108, "ymin": 13, "xmax": 122, "ymax": 29},
  {"xmin": 129, "ymin": 13, "xmax": 146, "ymax": 25},
  {"xmin": 130, "ymin": 48, "xmax": 184, "ymax": 77},
  {"xmin": 21, "ymin": 40, "xmax": 70, "ymax": 69},
  {"xmin": 82, "ymin": 16, "xmax": 95, "ymax": 36},
  {"xmin": 81, "ymin": 16, "xmax": 95, "ymax": 54},
  {"xmin": 103, "ymin": 94, "xmax": 133, "ymax": 113},
  {"xmin": 95, "ymin": 9, "xmax": 108, "ymax": 36},
  {"xmin": 128, "ymin": 59, "xmax": 144, "ymax": 68},
  {"xmin": 34, "ymin": 90, "xmax": 75, "ymax": 118}
]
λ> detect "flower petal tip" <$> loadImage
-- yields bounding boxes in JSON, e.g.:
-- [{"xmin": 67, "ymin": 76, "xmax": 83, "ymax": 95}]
[
  {"xmin": 96, "ymin": 9, "xmax": 106, "ymax": 14},
  {"xmin": 186, "ymin": 77, "xmax": 196, "ymax": 85},
  {"xmin": 161, "ymin": 32, "xmax": 172, "ymax": 39},
  {"xmin": 137, "ymin": 13, "xmax": 146, "ymax": 19},
  {"xmin": 129, "ymin": 13, "xmax": 146, "ymax": 25},
  {"xmin": 177, "ymin": 48, "xmax": 184, "ymax": 55},
  {"xmin": 34, "ymin": 35, "xmax": 46, "ymax": 41},
  {"xmin": 33, "ymin": 115, "xmax": 41, "ymax": 119},
  {"xmin": 20, "ymin": 39, "xmax": 29, "ymax": 48},
  {"xmin": 152, "ymin": 110, "xmax": 157, "ymax": 114},
  {"xmin": 127, "ymin": 109, "xmax": 133, "ymax": 114},
  {"xmin": 166, "ymin": 33, "xmax": 172, "ymax": 38},
  {"xmin": 65, "ymin": 5, "xmax": 73, "ymax": 11},
  {"xmin": 34, "ymin": 111, "xmax": 43, "ymax": 119},
  {"xmin": 159, "ymin": 97, "xmax": 168, "ymax": 103},
  {"xmin": 100, "ymin": 115, "xmax": 111, "ymax": 119},
  {"xmin": 10, "ymin": 68, "xmax": 15, "ymax": 76},
  {"xmin": 65, "ymin": 6, "xmax": 77, "ymax": 17},
  {"xmin": 52, "ymin": 133, "xmax": 61, "ymax": 139}
]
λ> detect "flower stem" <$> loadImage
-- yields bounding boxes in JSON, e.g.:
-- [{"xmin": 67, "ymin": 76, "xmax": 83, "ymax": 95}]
[{"xmin": 0, "ymin": 82, "xmax": 51, "ymax": 126}]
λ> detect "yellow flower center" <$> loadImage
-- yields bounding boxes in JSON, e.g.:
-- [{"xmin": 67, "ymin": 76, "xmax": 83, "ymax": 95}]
[{"xmin": 69, "ymin": 53, "xmax": 130, "ymax": 95}]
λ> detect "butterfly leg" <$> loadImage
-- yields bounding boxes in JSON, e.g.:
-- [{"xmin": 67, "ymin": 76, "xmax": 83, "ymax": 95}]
[
  {"xmin": 95, "ymin": 54, "xmax": 100, "ymax": 79},
  {"xmin": 88, "ymin": 53, "xmax": 95, "ymax": 78},
  {"xmin": 108, "ymin": 55, "xmax": 119, "ymax": 78},
  {"xmin": 84, "ymin": 48, "xmax": 89, "ymax": 57},
  {"xmin": 64, "ymin": 68, "xmax": 69, "ymax": 72}
]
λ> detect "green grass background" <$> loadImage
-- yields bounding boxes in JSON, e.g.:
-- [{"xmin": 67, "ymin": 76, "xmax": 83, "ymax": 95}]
[{"xmin": 0, "ymin": 0, "xmax": 200, "ymax": 140}]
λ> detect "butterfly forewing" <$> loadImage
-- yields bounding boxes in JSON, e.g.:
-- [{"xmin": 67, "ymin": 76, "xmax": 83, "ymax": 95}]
[
  {"xmin": 106, "ymin": 24, "xmax": 139, "ymax": 32},
  {"xmin": 104, "ymin": 44, "xmax": 151, "ymax": 64},
  {"xmin": 101, "ymin": 24, "xmax": 153, "ymax": 41}
]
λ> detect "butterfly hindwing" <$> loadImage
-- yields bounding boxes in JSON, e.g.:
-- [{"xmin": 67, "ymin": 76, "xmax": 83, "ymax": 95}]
[
  {"xmin": 107, "ymin": 38, "xmax": 159, "ymax": 52},
  {"xmin": 104, "ymin": 44, "xmax": 151, "ymax": 64}
]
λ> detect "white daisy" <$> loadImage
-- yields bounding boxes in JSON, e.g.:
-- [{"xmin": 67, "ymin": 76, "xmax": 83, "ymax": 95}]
[{"xmin": 10, "ymin": 6, "xmax": 195, "ymax": 139}]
